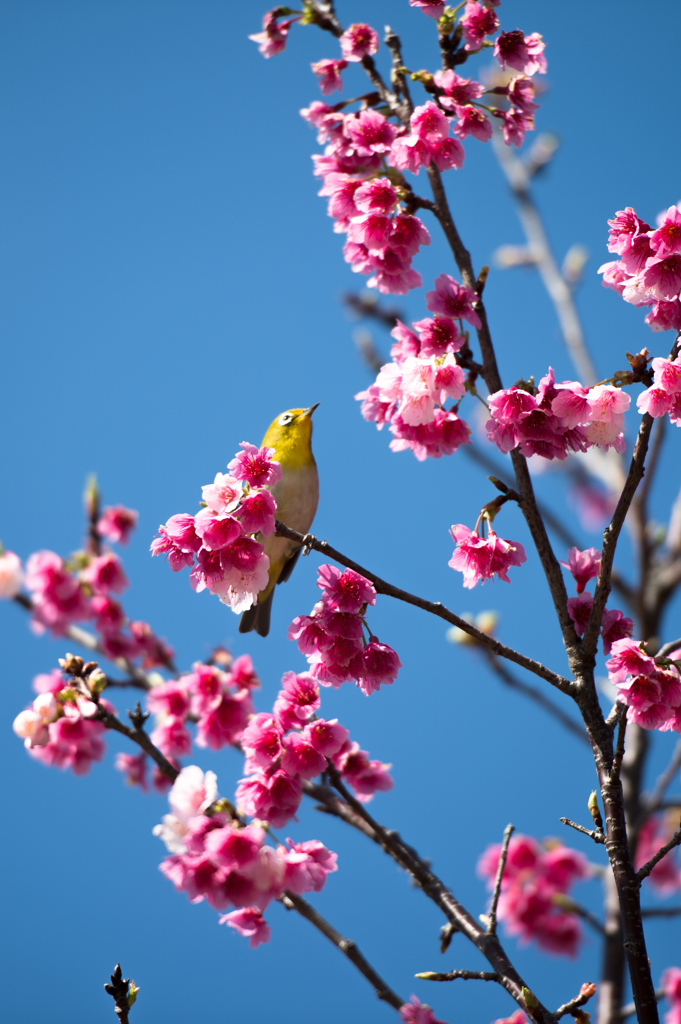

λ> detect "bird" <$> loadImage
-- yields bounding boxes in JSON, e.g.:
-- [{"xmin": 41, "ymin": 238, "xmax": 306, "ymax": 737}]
[{"xmin": 239, "ymin": 404, "xmax": 320, "ymax": 637}]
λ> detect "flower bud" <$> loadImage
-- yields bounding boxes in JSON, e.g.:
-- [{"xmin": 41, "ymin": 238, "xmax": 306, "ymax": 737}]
[
  {"xmin": 588, "ymin": 790, "xmax": 604, "ymax": 831},
  {"xmin": 83, "ymin": 661, "xmax": 99, "ymax": 676},
  {"xmin": 127, "ymin": 981, "xmax": 140, "ymax": 1008},
  {"xmin": 59, "ymin": 653, "xmax": 84, "ymax": 675},
  {"xmin": 88, "ymin": 669, "xmax": 107, "ymax": 695},
  {"xmin": 522, "ymin": 987, "xmax": 540, "ymax": 1012}
]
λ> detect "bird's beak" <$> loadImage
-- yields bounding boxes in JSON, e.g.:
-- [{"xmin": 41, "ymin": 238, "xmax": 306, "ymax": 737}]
[{"xmin": 303, "ymin": 403, "xmax": 320, "ymax": 418}]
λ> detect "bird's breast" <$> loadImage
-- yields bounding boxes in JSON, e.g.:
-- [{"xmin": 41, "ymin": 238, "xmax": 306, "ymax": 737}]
[{"xmin": 263, "ymin": 462, "xmax": 319, "ymax": 564}]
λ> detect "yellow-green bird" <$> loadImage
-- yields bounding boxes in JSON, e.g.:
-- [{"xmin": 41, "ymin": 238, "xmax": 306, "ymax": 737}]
[{"xmin": 239, "ymin": 404, "xmax": 320, "ymax": 637}]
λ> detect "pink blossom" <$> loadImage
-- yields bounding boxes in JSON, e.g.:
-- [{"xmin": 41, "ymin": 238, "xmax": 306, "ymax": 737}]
[
  {"xmin": 389, "ymin": 408, "xmax": 471, "ymax": 460},
  {"xmin": 196, "ymin": 690, "xmax": 253, "ymax": 750},
  {"xmin": 390, "ymin": 133, "xmax": 431, "ymax": 174},
  {"xmin": 115, "ymin": 751, "xmax": 148, "ymax": 791},
  {"xmin": 334, "ymin": 740, "xmax": 394, "ymax": 802},
  {"xmin": 567, "ymin": 592, "xmax": 593, "ymax": 637},
  {"xmin": 241, "ymin": 713, "xmax": 284, "ymax": 770},
  {"xmin": 311, "ymin": 58, "xmax": 348, "ymax": 96},
  {"xmin": 492, "ymin": 1014, "xmax": 527, "ymax": 1024},
  {"xmin": 318, "ymin": 173, "xmax": 363, "ymax": 220},
  {"xmin": 201, "ymin": 473, "xmax": 242, "ymax": 514},
  {"xmin": 353, "ymin": 177, "xmax": 398, "ymax": 216},
  {"xmin": 347, "ymin": 212, "xmax": 393, "ymax": 252},
  {"xmin": 411, "ymin": 102, "xmax": 450, "ymax": 143},
  {"xmin": 409, "ymin": 1, "xmax": 445, "ymax": 19},
  {"xmin": 317, "ymin": 564, "xmax": 376, "ymax": 612},
  {"xmin": 281, "ymin": 732, "xmax": 327, "ymax": 779},
  {"xmin": 426, "ymin": 273, "xmax": 481, "ymax": 328},
  {"xmin": 81, "ymin": 552, "xmax": 129, "ymax": 595},
  {"xmin": 643, "ymin": 254, "xmax": 681, "ymax": 301},
  {"xmin": 91, "ymin": 594, "xmax": 125, "ymax": 634},
  {"xmin": 488, "ymin": 387, "xmax": 536, "ymax": 425},
  {"xmin": 434, "ymin": 70, "xmax": 484, "ymax": 109},
  {"xmin": 413, "ymin": 316, "xmax": 462, "ymax": 357},
  {"xmin": 390, "ymin": 214, "xmax": 431, "ymax": 256},
  {"xmin": 249, "ymin": 10, "xmax": 296, "ymax": 59},
  {"xmin": 228, "ymin": 442, "xmax": 282, "ymax": 488},
  {"xmin": 662, "ymin": 967, "xmax": 681, "ymax": 1024},
  {"xmin": 606, "ymin": 638, "xmax": 656, "ymax": 685},
  {"xmin": 652, "ymin": 354, "xmax": 681, "ymax": 393},
  {"xmin": 638, "ymin": 385, "xmax": 674, "ymax": 418},
  {"xmin": 494, "ymin": 30, "xmax": 547, "ymax": 75},
  {"xmin": 236, "ymin": 768, "xmax": 303, "ymax": 827},
  {"xmin": 151, "ymin": 715, "xmax": 192, "ymax": 759},
  {"xmin": 151, "ymin": 513, "xmax": 201, "ymax": 571},
  {"xmin": 0, "ymin": 550, "xmax": 23, "ymax": 598},
  {"xmin": 281, "ymin": 839, "xmax": 338, "ymax": 894},
  {"xmin": 507, "ymin": 76, "xmax": 539, "ymax": 115},
  {"xmin": 97, "ymin": 505, "xmax": 138, "ymax": 545},
  {"xmin": 460, "ymin": 1, "xmax": 499, "ymax": 51},
  {"xmin": 357, "ymin": 639, "xmax": 402, "ymax": 694},
  {"xmin": 607, "ymin": 208, "xmax": 651, "ymax": 255},
  {"xmin": 646, "ymin": 298, "xmax": 681, "ymax": 332},
  {"xmin": 429, "ymin": 136, "xmax": 466, "ymax": 171},
  {"xmin": 495, "ymin": 107, "xmax": 534, "ymax": 148},
  {"xmin": 25, "ymin": 697, "xmax": 115, "ymax": 775},
  {"xmin": 24, "ymin": 550, "xmax": 91, "ymax": 635},
  {"xmin": 220, "ymin": 907, "xmax": 271, "ymax": 947},
  {"xmin": 651, "ymin": 206, "xmax": 681, "ymax": 258},
  {"xmin": 304, "ymin": 718, "xmax": 349, "ymax": 757},
  {"xmin": 339, "ymin": 23, "xmax": 379, "ymax": 62},
  {"xmin": 452, "ymin": 105, "xmax": 492, "ymax": 142},
  {"xmin": 449, "ymin": 524, "xmax": 526, "ymax": 588},
  {"xmin": 273, "ymin": 671, "xmax": 320, "ymax": 729},
  {"xmin": 345, "ymin": 110, "xmax": 397, "ymax": 155},
  {"xmin": 147, "ymin": 681, "xmax": 190, "ymax": 719},
  {"xmin": 635, "ymin": 816, "xmax": 681, "ymax": 895},
  {"xmin": 561, "ymin": 546, "xmax": 601, "ymax": 593},
  {"xmin": 601, "ymin": 608, "xmax": 634, "ymax": 655},
  {"xmin": 400, "ymin": 995, "xmax": 448, "ymax": 1024},
  {"xmin": 130, "ymin": 620, "xmax": 174, "ymax": 669},
  {"xmin": 193, "ymin": 509, "xmax": 241, "ymax": 551}
]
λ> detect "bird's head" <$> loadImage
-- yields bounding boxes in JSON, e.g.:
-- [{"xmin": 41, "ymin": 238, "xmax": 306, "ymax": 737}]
[{"xmin": 262, "ymin": 404, "xmax": 319, "ymax": 469}]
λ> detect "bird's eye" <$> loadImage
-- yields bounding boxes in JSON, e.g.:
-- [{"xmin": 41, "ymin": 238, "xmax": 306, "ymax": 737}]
[{"xmin": 278, "ymin": 413, "xmax": 294, "ymax": 426}]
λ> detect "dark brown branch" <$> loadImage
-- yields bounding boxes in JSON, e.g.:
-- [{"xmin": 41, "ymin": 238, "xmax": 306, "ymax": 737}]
[
  {"xmin": 104, "ymin": 964, "xmax": 135, "ymax": 1024},
  {"xmin": 482, "ymin": 653, "xmax": 588, "ymax": 745},
  {"xmin": 560, "ymin": 817, "xmax": 606, "ymax": 845},
  {"xmin": 635, "ymin": 823, "xmax": 681, "ymax": 883},
  {"xmin": 488, "ymin": 824, "xmax": 514, "ymax": 935},
  {"xmin": 611, "ymin": 710, "xmax": 627, "ymax": 786},
  {"xmin": 416, "ymin": 969, "xmax": 500, "ymax": 983},
  {"xmin": 280, "ymin": 892, "xmax": 404, "ymax": 1010},
  {"xmin": 274, "ymin": 522, "xmax": 574, "ymax": 696},
  {"xmin": 582, "ymin": 413, "xmax": 655, "ymax": 658},
  {"xmin": 96, "ymin": 703, "xmax": 179, "ymax": 783}
]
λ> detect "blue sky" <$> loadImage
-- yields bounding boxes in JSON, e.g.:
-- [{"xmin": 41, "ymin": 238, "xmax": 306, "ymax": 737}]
[{"xmin": 1, "ymin": 1, "xmax": 680, "ymax": 1022}]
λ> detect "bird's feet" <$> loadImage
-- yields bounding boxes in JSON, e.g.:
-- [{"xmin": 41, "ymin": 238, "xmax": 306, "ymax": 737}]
[{"xmin": 301, "ymin": 533, "xmax": 317, "ymax": 556}]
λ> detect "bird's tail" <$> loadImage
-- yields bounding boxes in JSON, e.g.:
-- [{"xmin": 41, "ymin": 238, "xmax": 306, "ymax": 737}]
[{"xmin": 239, "ymin": 590, "xmax": 274, "ymax": 637}]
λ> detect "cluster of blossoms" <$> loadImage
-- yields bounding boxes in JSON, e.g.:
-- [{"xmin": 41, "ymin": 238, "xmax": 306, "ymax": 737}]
[
  {"xmin": 288, "ymin": 564, "xmax": 402, "ymax": 695},
  {"xmin": 236, "ymin": 666, "xmax": 393, "ymax": 827},
  {"xmin": 252, "ymin": 5, "xmax": 545, "ymax": 295},
  {"xmin": 13, "ymin": 667, "xmax": 114, "ymax": 775},
  {"xmin": 637, "ymin": 351, "xmax": 681, "ymax": 427},
  {"xmin": 600, "ymin": 205, "xmax": 681, "ymax": 336},
  {"xmin": 151, "ymin": 442, "xmax": 280, "ymax": 613},
  {"xmin": 606, "ymin": 638, "xmax": 681, "ymax": 732},
  {"xmin": 560, "ymin": 546, "xmax": 633, "ymax": 653},
  {"xmin": 449, "ymin": 519, "xmax": 526, "ymax": 588},
  {"xmin": 356, "ymin": 280, "xmax": 477, "ymax": 459},
  {"xmin": 154, "ymin": 766, "xmax": 337, "ymax": 947},
  {"xmin": 478, "ymin": 833, "xmax": 588, "ymax": 956},
  {"xmin": 0, "ymin": 507, "xmax": 172, "ymax": 668},
  {"xmin": 635, "ymin": 814, "xmax": 681, "ymax": 896},
  {"xmin": 486, "ymin": 368, "xmax": 630, "ymax": 460}
]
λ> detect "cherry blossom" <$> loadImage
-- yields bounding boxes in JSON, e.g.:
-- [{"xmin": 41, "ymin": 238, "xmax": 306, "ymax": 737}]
[
  {"xmin": 339, "ymin": 23, "xmax": 379, "ymax": 62},
  {"xmin": 460, "ymin": 1, "xmax": 499, "ymax": 51},
  {"xmin": 97, "ymin": 505, "xmax": 138, "ymax": 545},
  {"xmin": 449, "ymin": 524, "xmax": 526, "ymax": 588},
  {"xmin": 0, "ymin": 549, "xmax": 23, "ymax": 598},
  {"xmin": 635, "ymin": 816, "xmax": 681, "ymax": 896},
  {"xmin": 228, "ymin": 443, "xmax": 282, "ymax": 488},
  {"xmin": 409, "ymin": 1, "xmax": 445, "ymax": 18},
  {"xmin": 249, "ymin": 9, "xmax": 297, "ymax": 59},
  {"xmin": 400, "ymin": 995, "xmax": 449, "ymax": 1024},
  {"xmin": 311, "ymin": 58, "xmax": 348, "ymax": 96},
  {"xmin": 561, "ymin": 547, "xmax": 601, "ymax": 593}
]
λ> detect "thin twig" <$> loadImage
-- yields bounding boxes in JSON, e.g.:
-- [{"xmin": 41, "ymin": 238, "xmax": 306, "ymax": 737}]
[
  {"xmin": 104, "ymin": 964, "xmax": 134, "ymax": 1024},
  {"xmin": 96, "ymin": 703, "xmax": 179, "ymax": 783},
  {"xmin": 274, "ymin": 521, "xmax": 574, "ymax": 697},
  {"xmin": 658, "ymin": 638, "xmax": 681, "ymax": 658},
  {"xmin": 280, "ymin": 892, "xmax": 404, "ymax": 1010},
  {"xmin": 554, "ymin": 985, "xmax": 598, "ymax": 1021},
  {"xmin": 415, "ymin": 969, "xmax": 500, "ymax": 983},
  {"xmin": 635, "ymin": 823, "xmax": 681, "ymax": 883},
  {"xmin": 560, "ymin": 817, "xmax": 606, "ymax": 845},
  {"xmin": 553, "ymin": 896, "xmax": 606, "ymax": 937},
  {"xmin": 488, "ymin": 824, "xmax": 514, "ymax": 935},
  {"xmin": 482, "ymin": 653, "xmax": 588, "ymax": 745},
  {"xmin": 620, "ymin": 990, "xmax": 666, "ymax": 1018},
  {"xmin": 640, "ymin": 905, "xmax": 681, "ymax": 918},
  {"xmin": 642, "ymin": 738, "xmax": 681, "ymax": 818}
]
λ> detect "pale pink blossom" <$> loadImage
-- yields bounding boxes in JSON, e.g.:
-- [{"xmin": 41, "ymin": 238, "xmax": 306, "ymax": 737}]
[
  {"xmin": 201, "ymin": 473, "xmax": 242, "ymax": 513},
  {"xmin": 339, "ymin": 23, "xmax": 379, "ymax": 62},
  {"xmin": 561, "ymin": 546, "xmax": 601, "ymax": 593},
  {"xmin": 434, "ymin": 70, "xmax": 484, "ymax": 109},
  {"xmin": 409, "ymin": 1, "xmax": 445, "ymax": 19},
  {"xmin": 452, "ymin": 105, "xmax": 492, "ymax": 142},
  {"xmin": 652, "ymin": 354, "xmax": 681, "ymax": 393},
  {"xmin": 426, "ymin": 273, "xmax": 481, "ymax": 327},
  {"xmin": 410, "ymin": 102, "xmax": 450, "ymax": 143},
  {"xmin": 220, "ymin": 907, "xmax": 271, "ymax": 947},
  {"xmin": 281, "ymin": 732, "xmax": 327, "ymax": 779},
  {"xmin": 461, "ymin": 1, "xmax": 499, "ymax": 51},
  {"xmin": 643, "ymin": 254, "xmax": 681, "ymax": 301},
  {"xmin": 228, "ymin": 443, "xmax": 282, "ymax": 488},
  {"xmin": 115, "ymin": 751, "xmax": 149, "ymax": 791},
  {"xmin": 304, "ymin": 718, "xmax": 349, "ymax": 757},
  {"xmin": 345, "ymin": 109, "xmax": 397, "ymax": 155},
  {"xmin": 637, "ymin": 385, "xmax": 674, "ymax": 418},
  {"xmin": 311, "ymin": 58, "xmax": 348, "ymax": 96},
  {"xmin": 651, "ymin": 206, "xmax": 681, "ymax": 258},
  {"xmin": 0, "ymin": 550, "xmax": 23, "ymax": 598},
  {"xmin": 353, "ymin": 177, "xmax": 398, "ymax": 216}
]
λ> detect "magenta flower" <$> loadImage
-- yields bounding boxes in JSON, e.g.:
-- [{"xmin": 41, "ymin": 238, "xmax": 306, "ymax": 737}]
[
  {"xmin": 635, "ymin": 817, "xmax": 681, "ymax": 895},
  {"xmin": 345, "ymin": 109, "xmax": 397, "ymax": 155},
  {"xmin": 317, "ymin": 564, "xmax": 376, "ymax": 612},
  {"xmin": 494, "ymin": 30, "xmax": 547, "ymax": 75},
  {"xmin": 311, "ymin": 58, "xmax": 348, "ymax": 96},
  {"xmin": 333, "ymin": 739, "xmax": 393, "ymax": 802},
  {"xmin": 304, "ymin": 718, "xmax": 349, "ymax": 757},
  {"xmin": 426, "ymin": 273, "xmax": 481, "ymax": 328},
  {"xmin": 411, "ymin": 101, "xmax": 449, "ymax": 143},
  {"xmin": 220, "ymin": 907, "xmax": 271, "ymax": 948},
  {"xmin": 249, "ymin": 10, "xmax": 297, "ymax": 59},
  {"xmin": 353, "ymin": 177, "xmax": 398, "ymax": 216},
  {"xmin": 97, "ymin": 505, "xmax": 138, "ymax": 545},
  {"xmin": 281, "ymin": 839, "xmax": 338, "ymax": 895},
  {"xmin": 453, "ymin": 104, "xmax": 492, "ymax": 142},
  {"xmin": 357, "ymin": 639, "xmax": 403, "ymax": 695},
  {"xmin": 201, "ymin": 472, "xmax": 242, "ymax": 514},
  {"xmin": 567, "ymin": 592, "xmax": 593, "ymax": 637},
  {"xmin": 339, "ymin": 23, "xmax": 379, "ymax": 62},
  {"xmin": 460, "ymin": 1, "xmax": 499, "ymax": 51},
  {"xmin": 449, "ymin": 524, "xmax": 526, "ymax": 588},
  {"xmin": 235, "ymin": 488, "xmax": 277, "ymax": 536},
  {"xmin": 601, "ymin": 607, "xmax": 634, "ymax": 655},
  {"xmin": 650, "ymin": 205, "xmax": 681, "ymax": 258},
  {"xmin": 281, "ymin": 732, "xmax": 327, "ymax": 780},
  {"xmin": 82, "ymin": 552, "xmax": 129, "ymax": 595},
  {"xmin": 228, "ymin": 442, "xmax": 282, "ymax": 488},
  {"xmin": 434, "ymin": 70, "xmax": 484, "ymax": 109},
  {"xmin": 194, "ymin": 508, "xmax": 242, "ymax": 551},
  {"xmin": 400, "ymin": 995, "xmax": 449, "ymax": 1024},
  {"xmin": 560, "ymin": 546, "xmax": 601, "ymax": 593},
  {"xmin": 115, "ymin": 751, "xmax": 148, "ymax": 792}
]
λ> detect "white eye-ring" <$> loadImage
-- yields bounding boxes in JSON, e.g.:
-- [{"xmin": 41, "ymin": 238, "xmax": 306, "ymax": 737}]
[{"xmin": 278, "ymin": 412, "xmax": 294, "ymax": 426}]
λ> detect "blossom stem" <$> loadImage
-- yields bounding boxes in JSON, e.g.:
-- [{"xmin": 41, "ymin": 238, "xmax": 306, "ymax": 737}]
[
  {"xmin": 487, "ymin": 823, "xmax": 514, "ymax": 935},
  {"xmin": 559, "ymin": 817, "xmax": 606, "ymax": 846},
  {"xmin": 279, "ymin": 892, "xmax": 405, "ymax": 1010},
  {"xmin": 274, "ymin": 521, "xmax": 574, "ymax": 696}
]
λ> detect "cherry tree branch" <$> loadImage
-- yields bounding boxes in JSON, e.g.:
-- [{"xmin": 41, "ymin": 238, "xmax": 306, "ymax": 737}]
[
  {"xmin": 554, "ymin": 986, "xmax": 598, "ymax": 1022},
  {"xmin": 640, "ymin": 905, "xmax": 681, "ymax": 918},
  {"xmin": 635, "ymin": 823, "xmax": 681, "ymax": 883},
  {"xmin": 280, "ymin": 892, "xmax": 405, "ymax": 1011},
  {"xmin": 104, "ymin": 964, "xmax": 135, "ymax": 1024},
  {"xmin": 274, "ymin": 522, "xmax": 574, "ymax": 696},
  {"xmin": 416, "ymin": 969, "xmax": 500, "ymax": 983},
  {"xmin": 641, "ymin": 738, "xmax": 681, "ymax": 820},
  {"xmin": 488, "ymin": 823, "xmax": 514, "ymax": 936},
  {"xmin": 95, "ymin": 702, "xmax": 179, "ymax": 783}
]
